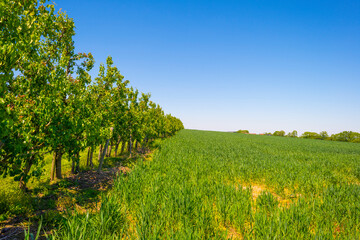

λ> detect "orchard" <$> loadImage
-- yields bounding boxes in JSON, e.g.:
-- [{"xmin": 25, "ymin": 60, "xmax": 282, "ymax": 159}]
[{"xmin": 0, "ymin": 0, "xmax": 183, "ymax": 191}]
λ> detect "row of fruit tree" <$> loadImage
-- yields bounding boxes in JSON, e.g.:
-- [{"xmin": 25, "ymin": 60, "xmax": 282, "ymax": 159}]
[{"xmin": 0, "ymin": 0, "xmax": 184, "ymax": 190}]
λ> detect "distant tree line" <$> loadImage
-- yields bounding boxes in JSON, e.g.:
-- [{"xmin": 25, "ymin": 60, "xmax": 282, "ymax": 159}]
[
  {"xmin": 299, "ymin": 131, "xmax": 360, "ymax": 143},
  {"xmin": 236, "ymin": 130, "xmax": 250, "ymax": 134},
  {"xmin": 237, "ymin": 129, "xmax": 360, "ymax": 143}
]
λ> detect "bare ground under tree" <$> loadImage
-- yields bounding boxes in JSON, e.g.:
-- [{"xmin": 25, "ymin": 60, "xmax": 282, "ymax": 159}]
[{"xmin": 0, "ymin": 151, "xmax": 152, "ymax": 240}]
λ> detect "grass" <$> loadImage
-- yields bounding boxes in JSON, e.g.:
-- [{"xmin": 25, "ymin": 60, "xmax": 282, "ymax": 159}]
[
  {"xmin": 0, "ymin": 141, "xmax": 157, "ymax": 238},
  {"xmin": 0, "ymin": 149, "xmax": 90, "ymax": 223},
  {"xmin": 52, "ymin": 129, "xmax": 360, "ymax": 239}
]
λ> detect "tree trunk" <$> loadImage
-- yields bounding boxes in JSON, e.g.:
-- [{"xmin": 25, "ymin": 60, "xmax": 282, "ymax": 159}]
[
  {"xmin": 86, "ymin": 147, "xmax": 91, "ymax": 167},
  {"xmin": 128, "ymin": 136, "xmax": 132, "ymax": 157},
  {"xmin": 71, "ymin": 154, "xmax": 75, "ymax": 174},
  {"xmin": 75, "ymin": 152, "xmax": 80, "ymax": 173},
  {"xmin": 108, "ymin": 144, "xmax": 112, "ymax": 157},
  {"xmin": 55, "ymin": 151, "xmax": 63, "ymax": 179},
  {"xmin": 19, "ymin": 155, "xmax": 34, "ymax": 191},
  {"xmin": 89, "ymin": 147, "xmax": 94, "ymax": 168},
  {"xmin": 98, "ymin": 139, "xmax": 109, "ymax": 172},
  {"xmin": 120, "ymin": 141, "xmax": 126, "ymax": 155},
  {"xmin": 51, "ymin": 151, "xmax": 56, "ymax": 181},
  {"xmin": 135, "ymin": 140, "xmax": 138, "ymax": 152},
  {"xmin": 71, "ymin": 151, "xmax": 80, "ymax": 174},
  {"xmin": 98, "ymin": 144, "xmax": 103, "ymax": 162},
  {"xmin": 51, "ymin": 150, "xmax": 63, "ymax": 180},
  {"xmin": 114, "ymin": 144, "xmax": 118, "ymax": 157},
  {"xmin": 114, "ymin": 138, "xmax": 121, "ymax": 157}
]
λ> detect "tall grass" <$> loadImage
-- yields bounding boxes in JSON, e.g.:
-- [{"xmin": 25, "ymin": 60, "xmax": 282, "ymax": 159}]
[{"xmin": 53, "ymin": 130, "xmax": 360, "ymax": 239}]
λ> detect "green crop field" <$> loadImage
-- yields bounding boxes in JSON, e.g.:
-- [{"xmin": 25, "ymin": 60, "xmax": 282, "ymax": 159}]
[{"xmin": 54, "ymin": 129, "xmax": 360, "ymax": 239}]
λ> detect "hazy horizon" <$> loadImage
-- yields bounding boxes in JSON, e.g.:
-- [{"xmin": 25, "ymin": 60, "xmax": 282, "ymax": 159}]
[{"xmin": 184, "ymin": 128, "xmax": 358, "ymax": 136}]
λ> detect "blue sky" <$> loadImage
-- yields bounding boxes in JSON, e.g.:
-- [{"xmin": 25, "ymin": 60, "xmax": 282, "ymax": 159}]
[{"xmin": 58, "ymin": 0, "xmax": 359, "ymax": 134}]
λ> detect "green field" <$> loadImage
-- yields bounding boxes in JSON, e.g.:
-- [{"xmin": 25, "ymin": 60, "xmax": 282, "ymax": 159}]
[{"xmin": 54, "ymin": 129, "xmax": 360, "ymax": 239}]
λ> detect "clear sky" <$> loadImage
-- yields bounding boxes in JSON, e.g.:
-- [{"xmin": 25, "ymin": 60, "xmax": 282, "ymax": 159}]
[{"xmin": 57, "ymin": 0, "xmax": 359, "ymax": 134}]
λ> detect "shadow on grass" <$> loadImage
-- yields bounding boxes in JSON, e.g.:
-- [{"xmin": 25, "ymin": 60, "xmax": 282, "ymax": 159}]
[{"xmin": 0, "ymin": 151, "xmax": 147, "ymax": 239}]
